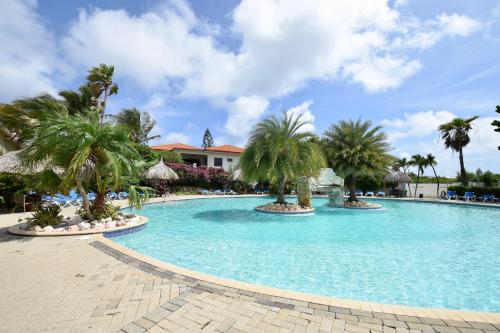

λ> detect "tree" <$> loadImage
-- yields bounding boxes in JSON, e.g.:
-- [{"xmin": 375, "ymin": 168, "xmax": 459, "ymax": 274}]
[
  {"xmin": 240, "ymin": 112, "xmax": 325, "ymax": 205},
  {"xmin": 392, "ymin": 157, "xmax": 411, "ymax": 197},
  {"xmin": 425, "ymin": 154, "xmax": 439, "ymax": 198},
  {"xmin": 410, "ymin": 154, "xmax": 427, "ymax": 198},
  {"xmin": 112, "ymin": 108, "xmax": 160, "ymax": 144},
  {"xmin": 481, "ymin": 170, "xmax": 495, "ymax": 187},
  {"xmin": 21, "ymin": 111, "xmax": 149, "ymax": 220},
  {"xmin": 438, "ymin": 116, "xmax": 478, "ymax": 185},
  {"xmin": 202, "ymin": 128, "xmax": 214, "ymax": 149},
  {"xmin": 86, "ymin": 64, "xmax": 118, "ymax": 124},
  {"xmin": 323, "ymin": 119, "xmax": 392, "ymax": 202},
  {"xmin": 493, "ymin": 106, "xmax": 500, "ymax": 150}
]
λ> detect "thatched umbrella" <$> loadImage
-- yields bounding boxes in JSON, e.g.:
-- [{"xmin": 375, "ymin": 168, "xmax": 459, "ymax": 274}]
[
  {"xmin": 384, "ymin": 171, "xmax": 411, "ymax": 183},
  {"xmin": 144, "ymin": 159, "xmax": 179, "ymax": 180},
  {"xmin": 0, "ymin": 151, "xmax": 50, "ymax": 174},
  {"xmin": 232, "ymin": 169, "xmax": 242, "ymax": 181}
]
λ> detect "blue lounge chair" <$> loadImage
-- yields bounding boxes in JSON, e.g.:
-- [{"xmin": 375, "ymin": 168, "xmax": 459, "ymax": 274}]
[
  {"xmin": 262, "ymin": 188, "xmax": 269, "ymax": 195},
  {"xmin": 365, "ymin": 191, "xmax": 374, "ymax": 197},
  {"xmin": 214, "ymin": 189, "xmax": 223, "ymax": 195},
  {"xmin": 355, "ymin": 190, "xmax": 364, "ymax": 196},
  {"xmin": 254, "ymin": 187, "xmax": 263, "ymax": 195},
  {"xmin": 377, "ymin": 191, "xmax": 386, "ymax": 197},
  {"xmin": 87, "ymin": 192, "xmax": 96, "ymax": 201},
  {"xmin": 200, "ymin": 189, "xmax": 209, "ymax": 195},
  {"xmin": 445, "ymin": 190, "xmax": 458, "ymax": 200},
  {"xmin": 107, "ymin": 192, "xmax": 118, "ymax": 200},
  {"xmin": 476, "ymin": 194, "xmax": 495, "ymax": 202},
  {"xmin": 118, "ymin": 191, "xmax": 129, "ymax": 199},
  {"xmin": 53, "ymin": 193, "xmax": 74, "ymax": 207},
  {"xmin": 224, "ymin": 189, "xmax": 236, "ymax": 195},
  {"xmin": 459, "ymin": 192, "xmax": 475, "ymax": 201}
]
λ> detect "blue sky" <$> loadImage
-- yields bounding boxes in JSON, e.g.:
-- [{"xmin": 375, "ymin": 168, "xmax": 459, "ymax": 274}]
[{"xmin": 1, "ymin": 0, "xmax": 499, "ymax": 176}]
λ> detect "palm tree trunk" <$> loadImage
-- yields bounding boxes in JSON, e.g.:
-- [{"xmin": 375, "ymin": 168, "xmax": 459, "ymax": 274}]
[
  {"xmin": 431, "ymin": 165, "xmax": 439, "ymax": 198},
  {"xmin": 276, "ymin": 177, "xmax": 286, "ymax": 204},
  {"xmin": 94, "ymin": 191, "xmax": 106, "ymax": 216},
  {"xmin": 349, "ymin": 177, "xmax": 357, "ymax": 202},
  {"xmin": 414, "ymin": 171, "xmax": 420, "ymax": 198},
  {"xmin": 76, "ymin": 179, "xmax": 93, "ymax": 220},
  {"xmin": 100, "ymin": 88, "xmax": 109, "ymax": 125},
  {"xmin": 459, "ymin": 147, "xmax": 467, "ymax": 185}
]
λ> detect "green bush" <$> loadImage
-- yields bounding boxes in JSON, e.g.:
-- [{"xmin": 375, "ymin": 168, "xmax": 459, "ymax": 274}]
[
  {"xmin": 77, "ymin": 202, "xmax": 118, "ymax": 220},
  {"xmin": 26, "ymin": 204, "xmax": 63, "ymax": 228},
  {"xmin": 447, "ymin": 186, "xmax": 500, "ymax": 198},
  {"xmin": 0, "ymin": 173, "xmax": 30, "ymax": 209}
]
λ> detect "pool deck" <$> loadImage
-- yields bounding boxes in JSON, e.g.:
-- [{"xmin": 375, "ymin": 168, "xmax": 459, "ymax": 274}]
[{"xmin": 0, "ymin": 194, "xmax": 498, "ymax": 333}]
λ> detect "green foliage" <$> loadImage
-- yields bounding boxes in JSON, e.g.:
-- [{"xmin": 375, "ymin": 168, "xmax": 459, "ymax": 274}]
[
  {"xmin": 356, "ymin": 175, "xmax": 384, "ymax": 192},
  {"xmin": 447, "ymin": 186, "xmax": 500, "ymax": 198},
  {"xmin": 78, "ymin": 202, "xmax": 118, "ymax": 220},
  {"xmin": 241, "ymin": 112, "xmax": 325, "ymax": 203},
  {"xmin": 0, "ymin": 173, "xmax": 30, "ymax": 209},
  {"xmin": 27, "ymin": 204, "xmax": 63, "ymax": 228},
  {"xmin": 323, "ymin": 119, "xmax": 392, "ymax": 200},
  {"xmin": 135, "ymin": 144, "xmax": 182, "ymax": 164},
  {"xmin": 112, "ymin": 108, "xmax": 160, "ymax": 144},
  {"xmin": 493, "ymin": 106, "xmax": 500, "ymax": 150},
  {"xmin": 202, "ymin": 128, "xmax": 214, "ymax": 149}
]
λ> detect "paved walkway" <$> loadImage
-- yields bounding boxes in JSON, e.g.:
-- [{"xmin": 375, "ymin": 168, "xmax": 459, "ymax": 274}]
[{"xmin": 0, "ymin": 195, "xmax": 498, "ymax": 333}]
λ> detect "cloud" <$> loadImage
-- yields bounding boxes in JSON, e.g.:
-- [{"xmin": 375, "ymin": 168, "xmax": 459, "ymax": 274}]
[
  {"xmin": 438, "ymin": 13, "xmax": 481, "ymax": 36},
  {"xmin": 0, "ymin": 0, "xmax": 60, "ymax": 101},
  {"xmin": 165, "ymin": 132, "xmax": 190, "ymax": 143},
  {"xmin": 224, "ymin": 96, "xmax": 269, "ymax": 138},
  {"xmin": 382, "ymin": 110, "xmax": 456, "ymax": 141},
  {"xmin": 285, "ymin": 100, "xmax": 316, "ymax": 133}
]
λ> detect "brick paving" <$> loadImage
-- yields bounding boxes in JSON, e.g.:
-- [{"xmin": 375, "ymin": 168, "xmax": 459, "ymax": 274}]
[{"xmin": 0, "ymin": 226, "xmax": 498, "ymax": 333}]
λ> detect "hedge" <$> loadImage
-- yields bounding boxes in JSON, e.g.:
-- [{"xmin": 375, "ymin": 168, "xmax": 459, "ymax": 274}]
[{"xmin": 447, "ymin": 186, "xmax": 500, "ymax": 198}]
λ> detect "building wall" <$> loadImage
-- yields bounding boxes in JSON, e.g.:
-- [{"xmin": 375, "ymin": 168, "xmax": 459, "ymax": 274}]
[
  {"xmin": 206, "ymin": 152, "xmax": 240, "ymax": 171},
  {"xmin": 406, "ymin": 183, "xmax": 457, "ymax": 198}
]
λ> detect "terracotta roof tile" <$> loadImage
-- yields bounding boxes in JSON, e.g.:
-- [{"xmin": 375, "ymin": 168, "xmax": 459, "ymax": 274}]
[{"xmin": 150, "ymin": 143, "xmax": 200, "ymax": 151}]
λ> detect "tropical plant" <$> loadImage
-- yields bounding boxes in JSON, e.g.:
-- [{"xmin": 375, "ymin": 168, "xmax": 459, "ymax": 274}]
[
  {"xmin": 202, "ymin": 128, "xmax": 214, "ymax": 149},
  {"xmin": 410, "ymin": 154, "xmax": 427, "ymax": 198},
  {"xmin": 323, "ymin": 119, "xmax": 392, "ymax": 202},
  {"xmin": 493, "ymin": 106, "xmax": 500, "ymax": 150},
  {"xmin": 240, "ymin": 112, "xmax": 325, "ymax": 205},
  {"xmin": 21, "ymin": 111, "xmax": 150, "ymax": 220},
  {"xmin": 58, "ymin": 84, "xmax": 97, "ymax": 116},
  {"xmin": 425, "ymin": 154, "xmax": 439, "ymax": 198},
  {"xmin": 26, "ymin": 204, "xmax": 63, "ymax": 228},
  {"xmin": 112, "ymin": 108, "xmax": 160, "ymax": 144},
  {"xmin": 392, "ymin": 157, "xmax": 412, "ymax": 197},
  {"xmin": 86, "ymin": 64, "xmax": 118, "ymax": 124},
  {"xmin": 438, "ymin": 116, "xmax": 478, "ymax": 185}
]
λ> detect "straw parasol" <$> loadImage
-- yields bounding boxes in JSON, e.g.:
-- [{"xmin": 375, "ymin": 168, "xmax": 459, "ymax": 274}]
[
  {"xmin": 384, "ymin": 170, "xmax": 411, "ymax": 184},
  {"xmin": 0, "ymin": 151, "xmax": 51, "ymax": 174},
  {"xmin": 231, "ymin": 169, "xmax": 242, "ymax": 181},
  {"xmin": 143, "ymin": 158, "xmax": 179, "ymax": 180}
]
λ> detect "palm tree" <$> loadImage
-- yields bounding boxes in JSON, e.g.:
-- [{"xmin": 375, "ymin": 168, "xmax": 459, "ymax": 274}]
[
  {"xmin": 240, "ymin": 112, "xmax": 325, "ymax": 205},
  {"xmin": 112, "ymin": 108, "xmax": 160, "ymax": 144},
  {"xmin": 410, "ymin": 154, "xmax": 427, "ymax": 198},
  {"xmin": 426, "ymin": 154, "xmax": 439, "ymax": 198},
  {"xmin": 323, "ymin": 119, "xmax": 392, "ymax": 202},
  {"xmin": 438, "ymin": 116, "xmax": 478, "ymax": 185},
  {"xmin": 21, "ymin": 111, "xmax": 149, "ymax": 219},
  {"xmin": 58, "ymin": 84, "xmax": 98, "ymax": 116},
  {"xmin": 86, "ymin": 64, "xmax": 118, "ymax": 124},
  {"xmin": 392, "ymin": 157, "xmax": 411, "ymax": 197}
]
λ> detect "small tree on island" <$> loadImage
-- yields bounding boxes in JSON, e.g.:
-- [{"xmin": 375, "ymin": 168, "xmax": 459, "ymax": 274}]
[
  {"xmin": 493, "ymin": 106, "xmax": 499, "ymax": 150},
  {"xmin": 202, "ymin": 128, "xmax": 214, "ymax": 149},
  {"xmin": 240, "ymin": 112, "xmax": 325, "ymax": 206}
]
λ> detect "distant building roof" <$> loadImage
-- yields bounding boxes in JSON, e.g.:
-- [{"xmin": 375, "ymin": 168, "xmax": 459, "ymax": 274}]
[
  {"xmin": 150, "ymin": 143, "xmax": 200, "ymax": 151},
  {"xmin": 151, "ymin": 143, "xmax": 245, "ymax": 154},
  {"xmin": 205, "ymin": 145, "xmax": 245, "ymax": 154}
]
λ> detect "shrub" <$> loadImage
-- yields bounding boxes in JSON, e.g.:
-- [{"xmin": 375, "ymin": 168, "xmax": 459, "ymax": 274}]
[
  {"xmin": 26, "ymin": 204, "xmax": 63, "ymax": 228},
  {"xmin": 77, "ymin": 202, "xmax": 118, "ymax": 220},
  {"xmin": 447, "ymin": 186, "xmax": 500, "ymax": 198}
]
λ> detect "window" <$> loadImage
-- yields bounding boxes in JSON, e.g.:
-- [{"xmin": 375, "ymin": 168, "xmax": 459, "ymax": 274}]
[
  {"xmin": 214, "ymin": 157, "xmax": 223, "ymax": 167},
  {"xmin": 227, "ymin": 158, "xmax": 233, "ymax": 162}
]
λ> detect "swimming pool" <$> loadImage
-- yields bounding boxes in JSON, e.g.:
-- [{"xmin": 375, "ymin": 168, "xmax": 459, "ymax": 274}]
[{"xmin": 113, "ymin": 197, "xmax": 500, "ymax": 312}]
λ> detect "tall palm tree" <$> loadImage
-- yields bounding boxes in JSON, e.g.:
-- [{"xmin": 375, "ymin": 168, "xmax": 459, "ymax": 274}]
[
  {"xmin": 240, "ymin": 112, "xmax": 325, "ymax": 205},
  {"xmin": 392, "ymin": 157, "xmax": 411, "ymax": 197},
  {"xmin": 323, "ymin": 119, "xmax": 392, "ymax": 202},
  {"xmin": 426, "ymin": 154, "xmax": 439, "ymax": 198},
  {"xmin": 438, "ymin": 116, "xmax": 478, "ymax": 185},
  {"xmin": 86, "ymin": 64, "xmax": 118, "ymax": 124},
  {"xmin": 21, "ymin": 111, "xmax": 149, "ymax": 219},
  {"xmin": 58, "ymin": 84, "xmax": 98, "ymax": 116},
  {"xmin": 410, "ymin": 154, "xmax": 427, "ymax": 198},
  {"xmin": 112, "ymin": 108, "xmax": 160, "ymax": 144}
]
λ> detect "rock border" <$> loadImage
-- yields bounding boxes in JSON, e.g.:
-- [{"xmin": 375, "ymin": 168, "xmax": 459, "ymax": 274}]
[
  {"xmin": 254, "ymin": 206, "xmax": 315, "ymax": 214},
  {"xmin": 7, "ymin": 216, "xmax": 148, "ymax": 237},
  {"xmin": 343, "ymin": 204, "xmax": 382, "ymax": 209}
]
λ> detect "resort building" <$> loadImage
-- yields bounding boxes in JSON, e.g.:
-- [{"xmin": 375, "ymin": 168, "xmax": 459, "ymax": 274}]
[{"xmin": 151, "ymin": 143, "xmax": 244, "ymax": 171}]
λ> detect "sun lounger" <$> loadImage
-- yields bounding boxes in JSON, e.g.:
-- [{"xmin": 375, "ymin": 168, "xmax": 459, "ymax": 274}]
[
  {"xmin": 476, "ymin": 194, "xmax": 495, "ymax": 202},
  {"xmin": 355, "ymin": 190, "xmax": 364, "ymax": 196},
  {"xmin": 445, "ymin": 190, "xmax": 458, "ymax": 200},
  {"xmin": 262, "ymin": 189, "xmax": 269, "ymax": 195},
  {"xmin": 254, "ymin": 187, "xmax": 263, "ymax": 195},
  {"xmin": 365, "ymin": 191, "xmax": 374, "ymax": 197},
  {"xmin": 107, "ymin": 192, "xmax": 118, "ymax": 200},
  {"xmin": 224, "ymin": 189, "xmax": 236, "ymax": 195},
  {"xmin": 377, "ymin": 191, "xmax": 386, "ymax": 197},
  {"xmin": 214, "ymin": 190, "xmax": 223, "ymax": 195},
  {"xmin": 53, "ymin": 193, "xmax": 74, "ymax": 207},
  {"xmin": 459, "ymin": 191, "xmax": 475, "ymax": 201},
  {"xmin": 118, "ymin": 191, "xmax": 129, "ymax": 199}
]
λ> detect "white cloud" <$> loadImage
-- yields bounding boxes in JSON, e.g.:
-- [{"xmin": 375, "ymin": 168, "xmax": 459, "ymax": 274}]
[
  {"xmin": 165, "ymin": 132, "xmax": 190, "ymax": 143},
  {"xmin": 285, "ymin": 100, "xmax": 316, "ymax": 133},
  {"xmin": 0, "ymin": 0, "xmax": 60, "ymax": 101},
  {"xmin": 438, "ymin": 13, "xmax": 481, "ymax": 37},
  {"xmin": 382, "ymin": 110, "xmax": 456, "ymax": 141},
  {"xmin": 224, "ymin": 96, "xmax": 269, "ymax": 138}
]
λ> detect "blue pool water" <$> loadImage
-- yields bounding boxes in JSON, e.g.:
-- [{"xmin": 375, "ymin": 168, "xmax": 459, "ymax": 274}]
[{"xmin": 113, "ymin": 197, "xmax": 500, "ymax": 312}]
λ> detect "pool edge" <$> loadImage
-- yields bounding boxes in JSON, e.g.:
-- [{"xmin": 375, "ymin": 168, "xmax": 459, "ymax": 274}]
[{"xmin": 93, "ymin": 232, "xmax": 500, "ymax": 324}]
